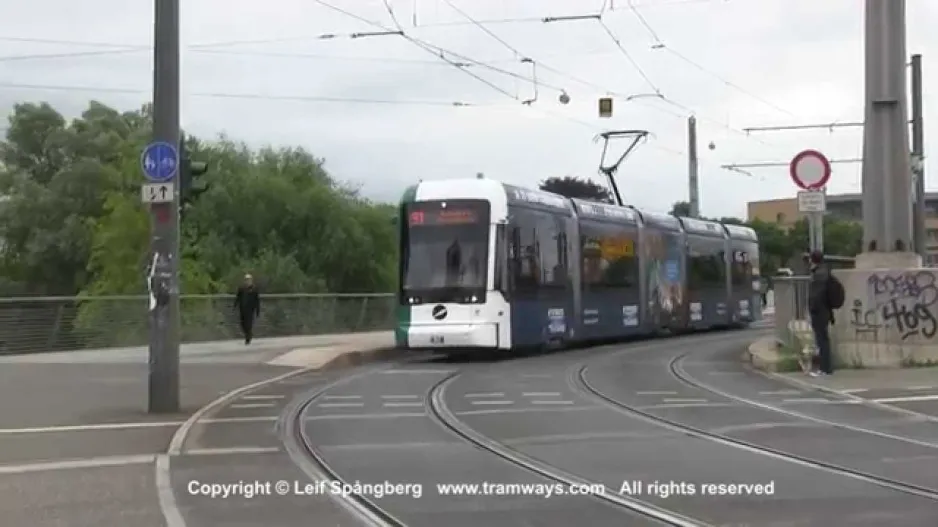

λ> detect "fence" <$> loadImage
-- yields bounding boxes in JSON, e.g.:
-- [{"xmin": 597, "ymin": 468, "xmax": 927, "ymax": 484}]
[
  {"xmin": 0, "ymin": 293, "xmax": 396, "ymax": 355},
  {"xmin": 772, "ymin": 276, "xmax": 810, "ymax": 350}
]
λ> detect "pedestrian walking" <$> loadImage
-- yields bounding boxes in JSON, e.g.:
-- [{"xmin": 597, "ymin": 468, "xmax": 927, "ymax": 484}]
[
  {"xmin": 806, "ymin": 251, "xmax": 844, "ymax": 376},
  {"xmin": 234, "ymin": 273, "xmax": 260, "ymax": 344}
]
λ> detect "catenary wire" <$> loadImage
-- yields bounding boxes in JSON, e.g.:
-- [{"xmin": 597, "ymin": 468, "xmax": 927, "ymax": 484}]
[
  {"xmin": 622, "ymin": 1, "xmax": 797, "ymax": 118},
  {"xmin": 0, "ymin": 81, "xmax": 486, "ymax": 106}
]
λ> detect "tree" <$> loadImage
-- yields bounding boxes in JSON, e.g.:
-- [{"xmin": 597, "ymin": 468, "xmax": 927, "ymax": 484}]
[
  {"xmin": 670, "ymin": 201, "xmax": 691, "ymax": 216},
  {"xmin": 0, "ymin": 100, "xmax": 401, "ymax": 350},
  {"xmin": 539, "ymin": 176, "xmax": 613, "ymax": 203}
]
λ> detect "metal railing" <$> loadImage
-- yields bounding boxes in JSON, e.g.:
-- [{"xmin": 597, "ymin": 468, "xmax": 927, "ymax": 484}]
[
  {"xmin": 772, "ymin": 276, "xmax": 810, "ymax": 350},
  {"xmin": 0, "ymin": 293, "xmax": 396, "ymax": 355}
]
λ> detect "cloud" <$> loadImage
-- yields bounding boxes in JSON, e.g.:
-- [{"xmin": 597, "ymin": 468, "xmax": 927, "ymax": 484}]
[{"xmin": 1, "ymin": 0, "xmax": 935, "ymax": 219}]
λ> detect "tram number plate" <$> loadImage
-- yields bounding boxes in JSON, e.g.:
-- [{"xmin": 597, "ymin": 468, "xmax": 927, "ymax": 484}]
[{"xmin": 430, "ymin": 335, "xmax": 445, "ymax": 345}]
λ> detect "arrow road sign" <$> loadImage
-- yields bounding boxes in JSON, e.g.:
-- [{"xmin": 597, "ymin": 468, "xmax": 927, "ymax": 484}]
[
  {"xmin": 141, "ymin": 182, "xmax": 174, "ymax": 203},
  {"xmin": 141, "ymin": 141, "xmax": 179, "ymax": 182},
  {"xmin": 789, "ymin": 149, "xmax": 831, "ymax": 190}
]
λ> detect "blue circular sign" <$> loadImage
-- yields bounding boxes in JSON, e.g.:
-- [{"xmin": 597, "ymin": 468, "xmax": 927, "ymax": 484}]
[{"xmin": 141, "ymin": 141, "xmax": 179, "ymax": 182}]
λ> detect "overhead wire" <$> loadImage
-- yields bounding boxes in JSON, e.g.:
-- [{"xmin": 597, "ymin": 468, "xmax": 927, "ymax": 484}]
[
  {"xmin": 0, "ymin": 81, "xmax": 486, "ymax": 106},
  {"xmin": 624, "ymin": 0, "xmax": 797, "ymax": 118},
  {"xmin": 429, "ymin": 1, "xmax": 725, "ymax": 171}
]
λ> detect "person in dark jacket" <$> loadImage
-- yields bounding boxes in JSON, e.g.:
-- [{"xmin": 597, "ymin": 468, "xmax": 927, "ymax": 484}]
[
  {"xmin": 806, "ymin": 251, "xmax": 833, "ymax": 376},
  {"xmin": 234, "ymin": 274, "xmax": 260, "ymax": 344}
]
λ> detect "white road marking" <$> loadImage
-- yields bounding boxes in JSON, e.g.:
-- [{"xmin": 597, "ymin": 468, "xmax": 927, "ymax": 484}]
[
  {"xmin": 872, "ymin": 394, "xmax": 938, "ymax": 404},
  {"xmin": 522, "ymin": 392, "xmax": 562, "ymax": 397},
  {"xmin": 306, "ymin": 412, "xmax": 426, "ymax": 421},
  {"xmin": 0, "ymin": 454, "xmax": 156, "ymax": 475},
  {"xmin": 662, "ymin": 398, "xmax": 708, "ymax": 403},
  {"xmin": 531, "ymin": 400, "xmax": 575, "ymax": 405},
  {"xmin": 839, "ymin": 388, "xmax": 869, "ymax": 394},
  {"xmin": 241, "ymin": 394, "xmax": 284, "ymax": 400},
  {"xmin": 322, "ymin": 395, "xmax": 361, "ymax": 400},
  {"xmin": 456, "ymin": 406, "xmax": 601, "ymax": 416},
  {"xmin": 637, "ymin": 403, "xmax": 737, "ymax": 409},
  {"xmin": 465, "ymin": 392, "xmax": 505, "ymax": 398},
  {"xmin": 382, "ymin": 402, "xmax": 424, "ymax": 408},
  {"xmin": 635, "ymin": 391, "xmax": 678, "ymax": 395},
  {"xmin": 520, "ymin": 374, "xmax": 554, "ymax": 379},
  {"xmin": 380, "ymin": 369, "xmax": 454, "ymax": 374},
  {"xmin": 321, "ymin": 441, "xmax": 453, "ymax": 451},
  {"xmin": 0, "ymin": 447, "xmax": 285, "ymax": 476},
  {"xmin": 758, "ymin": 390, "xmax": 802, "ymax": 395},
  {"xmin": 0, "ymin": 416, "xmax": 281, "ymax": 435},
  {"xmin": 317, "ymin": 402, "xmax": 364, "ymax": 408},
  {"xmin": 182, "ymin": 447, "xmax": 280, "ymax": 456},
  {"xmin": 470, "ymin": 400, "xmax": 513, "ymax": 406},
  {"xmin": 229, "ymin": 403, "xmax": 275, "ymax": 409},
  {"xmin": 906, "ymin": 386, "xmax": 936, "ymax": 391},
  {"xmin": 381, "ymin": 395, "xmax": 420, "ymax": 400},
  {"xmin": 781, "ymin": 398, "xmax": 841, "ymax": 403}
]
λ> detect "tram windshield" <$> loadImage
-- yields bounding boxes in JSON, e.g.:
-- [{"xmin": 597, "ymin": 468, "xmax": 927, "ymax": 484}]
[{"xmin": 401, "ymin": 200, "xmax": 490, "ymax": 303}]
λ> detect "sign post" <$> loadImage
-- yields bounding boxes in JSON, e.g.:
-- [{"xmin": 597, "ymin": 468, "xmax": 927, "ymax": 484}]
[{"xmin": 790, "ymin": 149, "xmax": 832, "ymax": 255}]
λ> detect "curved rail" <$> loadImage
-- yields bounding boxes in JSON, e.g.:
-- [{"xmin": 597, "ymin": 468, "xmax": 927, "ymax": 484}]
[
  {"xmin": 281, "ymin": 368, "xmax": 409, "ymax": 527},
  {"xmin": 575, "ymin": 357, "xmax": 938, "ymax": 503},
  {"xmin": 426, "ymin": 371, "xmax": 712, "ymax": 527}
]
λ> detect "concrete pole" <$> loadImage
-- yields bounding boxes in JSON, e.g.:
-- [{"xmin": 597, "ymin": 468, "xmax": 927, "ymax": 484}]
[
  {"xmin": 688, "ymin": 116, "xmax": 700, "ymax": 217},
  {"xmin": 911, "ymin": 54, "xmax": 925, "ymax": 257},
  {"xmin": 148, "ymin": 0, "xmax": 181, "ymax": 413},
  {"xmin": 861, "ymin": 0, "xmax": 913, "ymax": 252}
]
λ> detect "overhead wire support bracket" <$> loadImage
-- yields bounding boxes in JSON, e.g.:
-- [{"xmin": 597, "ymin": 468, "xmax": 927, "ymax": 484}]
[
  {"xmin": 520, "ymin": 57, "xmax": 538, "ymax": 105},
  {"xmin": 595, "ymin": 130, "xmax": 649, "ymax": 206}
]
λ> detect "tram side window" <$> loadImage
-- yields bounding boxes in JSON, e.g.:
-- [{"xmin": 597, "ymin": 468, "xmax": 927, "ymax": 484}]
[
  {"xmin": 581, "ymin": 224, "xmax": 638, "ymax": 289},
  {"xmin": 509, "ymin": 209, "xmax": 570, "ymax": 295},
  {"xmin": 687, "ymin": 240, "xmax": 722, "ymax": 288},
  {"xmin": 731, "ymin": 250, "xmax": 751, "ymax": 285}
]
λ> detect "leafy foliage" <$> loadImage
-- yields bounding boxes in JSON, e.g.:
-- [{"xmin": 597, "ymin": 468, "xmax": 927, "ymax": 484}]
[
  {"xmin": 539, "ymin": 176, "xmax": 613, "ymax": 203},
  {"xmin": 0, "ymin": 101, "xmax": 398, "ymax": 297}
]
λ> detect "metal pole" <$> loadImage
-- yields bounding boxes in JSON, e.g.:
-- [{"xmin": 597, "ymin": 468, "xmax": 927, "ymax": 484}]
[
  {"xmin": 861, "ymin": 0, "xmax": 912, "ymax": 252},
  {"xmin": 148, "ymin": 0, "xmax": 181, "ymax": 413},
  {"xmin": 808, "ymin": 215, "xmax": 817, "ymax": 252},
  {"xmin": 688, "ymin": 116, "xmax": 700, "ymax": 217},
  {"xmin": 911, "ymin": 53, "xmax": 926, "ymax": 257}
]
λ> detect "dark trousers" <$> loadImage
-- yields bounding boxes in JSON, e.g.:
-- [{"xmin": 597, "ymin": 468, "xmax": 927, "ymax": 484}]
[
  {"xmin": 239, "ymin": 313, "xmax": 254, "ymax": 342},
  {"xmin": 810, "ymin": 313, "xmax": 833, "ymax": 374}
]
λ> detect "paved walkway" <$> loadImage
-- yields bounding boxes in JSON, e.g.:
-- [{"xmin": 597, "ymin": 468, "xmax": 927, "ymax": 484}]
[{"xmin": 0, "ymin": 331, "xmax": 393, "ymax": 366}]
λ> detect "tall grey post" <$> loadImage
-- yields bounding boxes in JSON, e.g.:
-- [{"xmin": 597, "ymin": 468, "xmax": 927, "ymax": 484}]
[
  {"xmin": 911, "ymin": 53, "xmax": 925, "ymax": 257},
  {"xmin": 687, "ymin": 116, "xmax": 700, "ymax": 217},
  {"xmin": 148, "ymin": 0, "xmax": 181, "ymax": 413},
  {"xmin": 861, "ymin": 0, "xmax": 912, "ymax": 252}
]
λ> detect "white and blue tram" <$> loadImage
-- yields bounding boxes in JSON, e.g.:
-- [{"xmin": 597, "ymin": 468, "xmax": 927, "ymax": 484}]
[{"xmin": 395, "ymin": 178, "xmax": 761, "ymax": 353}]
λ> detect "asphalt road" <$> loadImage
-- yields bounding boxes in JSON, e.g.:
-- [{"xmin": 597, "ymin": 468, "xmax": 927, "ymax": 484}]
[
  {"xmin": 13, "ymin": 325, "xmax": 938, "ymax": 526},
  {"xmin": 281, "ymin": 329, "xmax": 938, "ymax": 526},
  {"xmin": 0, "ymin": 359, "xmax": 312, "ymax": 527}
]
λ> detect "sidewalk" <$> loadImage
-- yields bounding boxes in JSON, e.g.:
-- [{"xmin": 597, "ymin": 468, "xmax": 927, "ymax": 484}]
[
  {"xmin": 0, "ymin": 331, "xmax": 395, "ymax": 366},
  {"xmin": 776, "ymin": 368, "xmax": 938, "ymax": 395}
]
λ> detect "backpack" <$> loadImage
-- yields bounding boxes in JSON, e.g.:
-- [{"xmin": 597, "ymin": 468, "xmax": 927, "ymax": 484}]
[{"xmin": 827, "ymin": 275, "xmax": 845, "ymax": 309}]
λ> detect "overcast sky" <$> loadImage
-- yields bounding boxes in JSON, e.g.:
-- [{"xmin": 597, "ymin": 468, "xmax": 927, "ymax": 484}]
[{"xmin": 2, "ymin": 0, "xmax": 937, "ymax": 219}]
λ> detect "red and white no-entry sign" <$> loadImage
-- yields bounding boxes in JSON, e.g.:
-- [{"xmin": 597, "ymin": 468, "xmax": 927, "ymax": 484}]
[{"xmin": 789, "ymin": 149, "xmax": 831, "ymax": 190}]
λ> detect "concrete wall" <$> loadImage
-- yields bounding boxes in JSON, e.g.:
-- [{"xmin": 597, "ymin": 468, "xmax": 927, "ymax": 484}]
[{"xmin": 833, "ymin": 266, "xmax": 938, "ymax": 367}]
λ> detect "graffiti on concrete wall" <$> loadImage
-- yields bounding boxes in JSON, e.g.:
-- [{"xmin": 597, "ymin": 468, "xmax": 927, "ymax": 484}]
[{"xmin": 849, "ymin": 270, "xmax": 938, "ymax": 341}]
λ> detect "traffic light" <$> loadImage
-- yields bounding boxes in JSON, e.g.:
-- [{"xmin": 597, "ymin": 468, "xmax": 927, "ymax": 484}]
[{"xmin": 179, "ymin": 133, "xmax": 209, "ymax": 219}]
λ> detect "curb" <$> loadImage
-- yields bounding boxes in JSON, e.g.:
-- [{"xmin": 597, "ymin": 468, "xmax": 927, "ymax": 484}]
[
  {"xmin": 745, "ymin": 358, "xmax": 938, "ymax": 424},
  {"xmin": 744, "ymin": 337, "xmax": 780, "ymax": 373},
  {"xmin": 317, "ymin": 346, "xmax": 403, "ymax": 371}
]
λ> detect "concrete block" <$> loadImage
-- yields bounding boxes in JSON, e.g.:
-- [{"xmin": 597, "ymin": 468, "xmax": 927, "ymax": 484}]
[
  {"xmin": 832, "ymin": 264, "xmax": 938, "ymax": 368},
  {"xmin": 745, "ymin": 336, "xmax": 782, "ymax": 372}
]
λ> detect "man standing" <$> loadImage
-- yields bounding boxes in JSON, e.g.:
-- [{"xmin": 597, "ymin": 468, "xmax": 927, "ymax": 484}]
[
  {"xmin": 234, "ymin": 274, "xmax": 260, "ymax": 344},
  {"xmin": 807, "ymin": 251, "xmax": 843, "ymax": 376}
]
